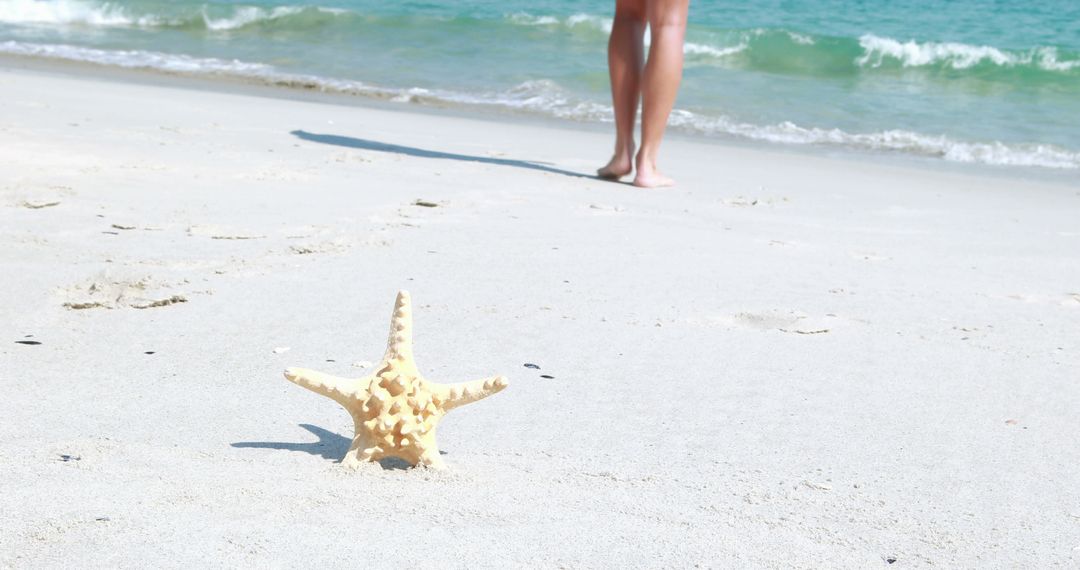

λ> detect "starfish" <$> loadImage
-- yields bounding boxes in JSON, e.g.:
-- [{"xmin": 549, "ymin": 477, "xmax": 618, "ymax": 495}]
[{"xmin": 283, "ymin": 291, "xmax": 508, "ymax": 469}]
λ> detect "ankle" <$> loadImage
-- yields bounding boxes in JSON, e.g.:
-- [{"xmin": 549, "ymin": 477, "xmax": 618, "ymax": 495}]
[{"xmin": 635, "ymin": 150, "xmax": 656, "ymax": 171}]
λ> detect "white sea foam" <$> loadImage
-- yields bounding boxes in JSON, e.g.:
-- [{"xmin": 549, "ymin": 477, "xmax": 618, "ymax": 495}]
[
  {"xmin": 668, "ymin": 110, "xmax": 1080, "ymax": 169},
  {"xmin": 506, "ymin": 12, "xmax": 611, "ymax": 33},
  {"xmin": 746, "ymin": 28, "xmax": 817, "ymax": 45},
  {"xmin": 201, "ymin": 6, "xmax": 303, "ymax": 31},
  {"xmin": 0, "ymin": 0, "xmax": 350, "ymax": 31},
  {"xmin": 415, "ymin": 79, "xmax": 613, "ymax": 122},
  {"xmin": 1029, "ymin": 47, "xmax": 1080, "ymax": 72},
  {"xmin": 680, "ymin": 29, "xmax": 816, "ymax": 60},
  {"xmin": 505, "ymin": 12, "xmax": 760, "ymax": 59},
  {"xmin": 565, "ymin": 13, "xmax": 612, "ymax": 33},
  {"xmin": 507, "ymin": 13, "xmax": 559, "ymax": 26},
  {"xmin": 858, "ymin": 34, "xmax": 1080, "ymax": 72},
  {"xmin": 201, "ymin": 5, "xmax": 347, "ymax": 31},
  {"xmin": 787, "ymin": 32, "xmax": 816, "ymax": 45},
  {"xmin": 3, "ymin": 40, "xmax": 1076, "ymax": 170},
  {"xmin": 683, "ymin": 41, "xmax": 747, "ymax": 58},
  {"xmin": 0, "ymin": 40, "xmax": 408, "ymax": 104},
  {"xmin": 0, "ymin": 40, "xmax": 274, "ymax": 73},
  {"xmin": 0, "ymin": 0, "xmax": 161, "ymax": 26}
]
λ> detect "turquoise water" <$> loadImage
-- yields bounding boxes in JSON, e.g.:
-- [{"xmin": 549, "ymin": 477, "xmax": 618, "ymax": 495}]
[{"xmin": 2, "ymin": 0, "xmax": 1080, "ymax": 169}]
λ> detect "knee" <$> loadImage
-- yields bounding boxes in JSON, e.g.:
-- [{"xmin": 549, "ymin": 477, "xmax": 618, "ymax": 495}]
[
  {"xmin": 647, "ymin": 2, "xmax": 688, "ymax": 29},
  {"xmin": 649, "ymin": 13, "xmax": 686, "ymax": 30}
]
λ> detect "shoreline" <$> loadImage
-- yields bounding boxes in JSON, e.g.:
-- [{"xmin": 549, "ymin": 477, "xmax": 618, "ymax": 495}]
[
  {"xmin": 2, "ymin": 62, "xmax": 1079, "ymax": 567},
  {"xmin": 3, "ymin": 51, "xmax": 1078, "ymax": 184}
]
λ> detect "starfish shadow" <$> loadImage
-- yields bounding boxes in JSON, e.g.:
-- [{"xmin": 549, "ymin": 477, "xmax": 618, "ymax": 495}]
[
  {"xmin": 232, "ymin": 423, "xmax": 350, "ymax": 462},
  {"xmin": 231, "ymin": 424, "xmax": 447, "ymax": 470},
  {"xmin": 290, "ymin": 130, "xmax": 592, "ymax": 179}
]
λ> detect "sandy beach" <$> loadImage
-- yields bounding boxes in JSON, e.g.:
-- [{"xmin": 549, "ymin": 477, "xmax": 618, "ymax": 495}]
[{"xmin": 2, "ymin": 60, "xmax": 1079, "ymax": 567}]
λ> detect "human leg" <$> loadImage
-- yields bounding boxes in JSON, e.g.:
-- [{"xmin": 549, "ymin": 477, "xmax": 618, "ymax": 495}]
[
  {"xmin": 598, "ymin": 0, "xmax": 647, "ymax": 180},
  {"xmin": 634, "ymin": 0, "xmax": 688, "ymax": 188}
]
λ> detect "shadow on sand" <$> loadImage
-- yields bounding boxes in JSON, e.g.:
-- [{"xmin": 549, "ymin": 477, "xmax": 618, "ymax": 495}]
[
  {"xmin": 231, "ymin": 423, "xmax": 426, "ymax": 470},
  {"xmin": 232, "ymin": 423, "xmax": 349, "ymax": 462},
  {"xmin": 290, "ymin": 129, "xmax": 592, "ymax": 179}
]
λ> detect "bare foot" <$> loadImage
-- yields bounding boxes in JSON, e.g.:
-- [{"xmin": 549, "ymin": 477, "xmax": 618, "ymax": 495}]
[
  {"xmin": 597, "ymin": 144, "xmax": 635, "ymax": 180},
  {"xmin": 633, "ymin": 156, "xmax": 674, "ymax": 188}
]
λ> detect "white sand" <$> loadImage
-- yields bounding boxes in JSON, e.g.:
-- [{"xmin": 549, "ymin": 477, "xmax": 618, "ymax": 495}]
[{"xmin": 2, "ymin": 61, "xmax": 1079, "ymax": 568}]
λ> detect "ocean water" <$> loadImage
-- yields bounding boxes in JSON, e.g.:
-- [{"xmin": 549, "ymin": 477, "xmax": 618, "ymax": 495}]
[{"xmin": 2, "ymin": 0, "xmax": 1080, "ymax": 169}]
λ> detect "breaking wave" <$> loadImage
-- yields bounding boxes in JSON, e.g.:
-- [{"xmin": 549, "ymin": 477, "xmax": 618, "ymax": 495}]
[
  {"xmin": 505, "ymin": 12, "xmax": 1080, "ymax": 79},
  {"xmin": 0, "ymin": 0, "xmax": 351, "ymax": 31},
  {"xmin": 687, "ymin": 30, "xmax": 1080, "ymax": 78},
  {"xmin": 667, "ymin": 110, "xmax": 1080, "ymax": 169},
  {"xmin": 0, "ymin": 0, "xmax": 160, "ymax": 26},
  {"xmin": 3, "ymin": 1, "xmax": 1077, "ymax": 80},
  {"xmin": 857, "ymin": 34, "xmax": 1080, "ymax": 72}
]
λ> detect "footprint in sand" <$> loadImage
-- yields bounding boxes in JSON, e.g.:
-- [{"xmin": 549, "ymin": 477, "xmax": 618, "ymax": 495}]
[
  {"xmin": 369, "ymin": 213, "xmax": 421, "ymax": 230},
  {"xmin": 187, "ymin": 224, "xmax": 265, "ymax": 240},
  {"xmin": 289, "ymin": 238, "xmax": 353, "ymax": 256},
  {"xmin": 234, "ymin": 164, "xmax": 319, "ymax": 183},
  {"xmin": 733, "ymin": 310, "xmax": 804, "ymax": 330},
  {"xmin": 731, "ymin": 310, "xmax": 848, "ymax": 334},
  {"xmin": 281, "ymin": 224, "xmax": 334, "ymax": 240},
  {"xmin": 19, "ymin": 200, "xmax": 61, "ymax": 210},
  {"xmin": 12, "ymin": 185, "xmax": 75, "ymax": 209},
  {"xmin": 1000, "ymin": 293, "xmax": 1080, "ymax": 308},
  {"xmin": 720, "ymin": 195, "xmax": 789, "ymax": 207},
  {"xmin": 587, "ymin": 203, "xmax": 625, "ymax": 215},
  {"xmin": 59, "ymin": 272, "xmax": 189, "ymax": 310},
  {"xmin": 330, "ymin": 150, "xmax": 374, "ymax": 165},
  {"xmin": 951, "ymin": 325, "xmax": 993, "ymax": 341},
  {"xmin": 722, "ymin": 196, "xmax": 762, "ymax": 207}
]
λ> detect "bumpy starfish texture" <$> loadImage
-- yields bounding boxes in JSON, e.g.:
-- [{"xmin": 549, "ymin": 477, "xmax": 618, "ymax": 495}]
[{"xmin": 283, "ymin": 291, "xmax": 508, "ymax": 469}]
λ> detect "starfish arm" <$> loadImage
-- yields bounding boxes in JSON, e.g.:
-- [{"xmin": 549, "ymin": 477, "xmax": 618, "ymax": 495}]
[
  {"xmin": 437, "ymin": 375, "xmax": 509, "ymax": 412},
  {"xmin": 283, "ymin": 367, "xmax": 358, "ymax": 408},
  {"xmin": 383, "ymin": 290, "xmax": 414, "ymax": 362},
  {"xmin": 418, "ymin": 448, "xmax": 447, "ymax": 470}
]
